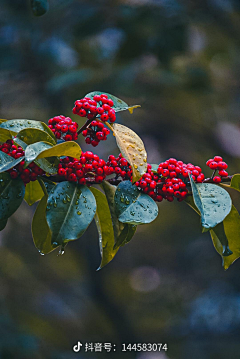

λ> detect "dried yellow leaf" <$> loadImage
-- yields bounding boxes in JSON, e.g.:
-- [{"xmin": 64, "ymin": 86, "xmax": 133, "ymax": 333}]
[{"xmin": 110, "ymin": 123, "xmax": 147, "ymax": 183}]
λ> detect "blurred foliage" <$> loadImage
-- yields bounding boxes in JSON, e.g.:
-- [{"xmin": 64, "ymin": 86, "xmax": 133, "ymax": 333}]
[{"xmin": 1, "ymin": 0, "xmax": 240, "ymax": 358}]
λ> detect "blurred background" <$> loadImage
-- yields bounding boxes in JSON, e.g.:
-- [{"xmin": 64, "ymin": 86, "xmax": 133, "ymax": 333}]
[{"xmin": 0, "ymin": 0, "xmax": 240, "ymax": 358}]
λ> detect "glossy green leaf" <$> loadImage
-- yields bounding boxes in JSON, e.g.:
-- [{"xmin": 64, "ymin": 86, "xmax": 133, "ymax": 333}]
[
  {"xmin": 38, "ymin": 177, "xmax": 56, "ymax": 195},
  {"xmin": 24, "ymin": 180, "xmax": 44, "ymax": 206},
  {"xmin": 114, "ymin": 224, "xmax": 137, "ymax": 249},
  {"xmin": 114, "ymin": 180, "xmax": 158, "ymax": 225},
  {"xmin": 46, "ymin": 182, "xmax": 96, "ymax": 246},
  {"xmin": 0, "ymin": 119, "xmax": 55, "ymax": 141},
  {"xmin": 222, "ymin": 174, "xmax": 240, "ymax": 193},
  {"xmin": 32, "ymin": 193, "xmax": 55, "ymax": 255},
  {"xmin": 101, "ymin": 181, "xmax": 126, "ymax": 238},
  {"xmin": 16, "ymin": 128, "xmax": 56, "ymax": 146},
  {"xmin": 25, "ymin": 141, "xmax": 53, "ymax": 163},
  {"xmin": 0, "ymin": 128, "xmax": 14, "ymax": 143},
  {"xmin": 102, "ymin": 181, "xmax": 138, "ymax": 248},
  {"xmin": 0, "ymin": 219, "xmax": 8, "ymax": 231},
  {"xmin": 34, "ymin": 156, "xmax": 59, "ymax": 175},
  {"xmin": 0, "ymin": 151, "xmax": 24, "ymax": 174},
  {"xmin": 37, "ymin": 141, "xmax": 82, "ymax": 159},
  {"xmin": 210, "ymin": 205, "xmax": 240, "ymax": 269},
  {"xmin": 189, "ymin": 174, "xmax": 232, "ymax": 230},
  {"xmin": 31, "ymin": 0, "xmax": 49, "ymax": 16},
  {"xmin": 85, "ymin": 91, "xmax": 140, "ymax": 113},
  {"xmin": 0, "ymin": 172, "xmax": 25, "ymax": 221},
  {"xmin": 210, "ymin": 222, "xmax": 233, "ymax": 257},
  {"xmin": 151, "ymin": 164, "xmax": 159, "ymax": 173},
  {"xmin": 90, "ymin": 187, "xmax": 117, "ymax": 269}
]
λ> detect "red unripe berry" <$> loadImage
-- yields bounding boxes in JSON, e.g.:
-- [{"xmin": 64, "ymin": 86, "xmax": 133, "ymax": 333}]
[
  {"xmin": 219, "ymin": 170, "xmax": 228, "ymax": 177},
  {"xmin": 65, "ymin": 134, "xmax": 72, "ymax": 141},
  {"xmin": 9, "ymin": 170, "xmax": 18, "ymax": 179},
  {"xmin": 162, "ymin": 169, "xmax": 169, "ymax": 177},
  {"xmin": 108, "ymin": 99, "xmax": 114, "ymax": 107},
  {"xmin": 61, "ymin": 124, "xmax": 68, "ymax": 133},
  {"xmin": 78, "ymin": 178, "xmax": 86, "ymax": 185},
  {"xmin": 95, "ymin": 176, "xmax": 104, "ymax": 183},
  {"xmin": 79, "ymin": 109, "xmax": 87, "ymax": 117},
  {"xmin": 93, "ymin": 95, "xmax": 101, "ymax": 102},
  {"xmin": 69, "ymin": 125, "xmax": 77, "ymax": 133},
  {"xmin": 213, "ymin": 176, "xmax": 221, "ymax": 183},
  {"xmin": 150, "ymin": 181, "xmax": 157, "ymax": 189},
  {"xmin": 58, "ymin": 168, "xmax": 66, "ymax": 176},
  {"xmin": 82, "ymin": 102, "xmax": 90, "ymax": 110},
  {"xmin": 209, "ymin": 161, "xmax": 218, "ymax": 169},
  {"xmin": 85, "ymin": 164, "xmax": 93, "ymax": 172},
  {"xmin": 69, "ymin": 173, "xmax": 77, "ymax": 182},
  {"xmin": 85, "ymin": 137, "xmax": 91, "ymax": 144},
  {"xmin": 101, "ymin": 113, "xmax": 109, "ymax": 122},
  {"xmin": 214, "ymin": 156, "xmax": 223, "ymax": 162},
  {"xmin": 96, "ymin": 132, "xmax": 105, "ymax": 140},
  {"xmin": 206, "ymin": 159, "xmax": 213, "ymax": 166},
  {"xmin": 218, "ymin": 161, "xmax": 228, "ymax": 170}
]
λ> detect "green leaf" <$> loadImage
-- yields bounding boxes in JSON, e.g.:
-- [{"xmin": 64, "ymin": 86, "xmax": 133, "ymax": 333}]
[
  {"xmin": 210, "ymin": 222, "xmax": 233, "ymax": 257},
  {"xmin": 0, "ymin": 173, "xmax": 25, "ymax": 221},
  {"xmin": 24, "ymin": 180, "xmax": 44, "ymax": 206},
  {"xmin": 114, "ymin": 224, "xmax": 137, "ymax": 249},
  {"xmin": 114, "ymin": 180, "xmax": 158, "ymax": 225},
  {"xmin": 101, "ymin": 181, "xmax": 138, "ymax": 249},
  {"xmin": 37, "ymin": 141, "xmax": 82, "ymax": 159},
  {"xmin": 210, "ymin": 205, "xmax": 240, "ymax": 269},
  {"xmin": 189, "ymin": 174, "xmax": 232, "ymax": 230},
  {"xmin": 0, "ymin": 151, "xmax": 24, "ymax": 174},
  {"xmin": 16, "ymin": 128, "xmax": 56, "ymax": 146},
  {"xmin": 0, "ymin": 119, "xmax": 55, "ymax": 142},
  {"xmin": 32, "ymin": 193, "xmax": 55, "ymax": 255},
  {"xmin": 90, "ymin": 187, "xmax": 117, "ymax": 269},
  {"xmin": 46, "ymin": 182, "xmax": 96, "ymax": 246},
  {"xmin": 85, "ymin": 91, "xmax": 140, "ymax": 113},
  {"xmin": 31, "ymin": 0, "xmax": 49, "ymax": 16},
  {"xmin": 0, "ymin": 219, "xmax": 8, "ymax": 231},
  {"xmin": 222, "ymin": 174, "xmax": 240, "ymax": 192},
  {"xmin": 25, "ymin": 142, "xmax": 53, "ymax": 163},
  {"xmin": 110, "ymin": 123, "xmax": 147, "ymax": 183},
  {"xmin": 101, "ymin": 181, "xmax": 126, "ymax": 239},
  {"xmin": 151, "ymin": 164, "xmax": 159, "ymax": 173},
  {"xmin": 38, "ymin": 177, "xmax": 56, "ymax": 195},
  {"xmin": 34, "ymin": 156, "xmax": 59, "ymax": 175},
  {"xmin": 0, "ymin": 128, "xmax": 14, "ymax": 143}
]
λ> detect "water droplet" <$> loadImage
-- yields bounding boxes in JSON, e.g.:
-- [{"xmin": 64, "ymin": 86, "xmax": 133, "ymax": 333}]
[
  {"xmin": 57, "ymin": 246, "xmax": 65, "ymax": 256},
  {"xmin": 52, "ymin": 242, "xmax": 58, "ymax": 247},
  {"xmin": 77, "ymin": 211, "xmax": 82, "ymax": 215},
  {"xmin": 125, "ymin": 199, "xmax": 130, "ymax": 205},
  {"xmin": 46, "ymin": 205, "xmax": 51, "ymax": 211},
  {"xmin": 66, "ymin": 194, "xmax": 71, "ymax": 202},
  {"xmin": 75, "ymin": 200, "xmax": 79, "ymax": 205},
  {"xmin": 10, "ymin": 124, "xmax": 14, "ymax": 127},
  {"xmin": 53, "ymin": 203, "xmax": 57, "ymax": 208},
  {"xmin": 134, "ymin": 164, "xmax": 138, "ymax": 169},
  {"xmin": 63, "ymin": 198, "xmax": 67, "ymax": 204},
  {"xmin": 38, "ymin": 250, "xmax": 45, "ymax": 256}
]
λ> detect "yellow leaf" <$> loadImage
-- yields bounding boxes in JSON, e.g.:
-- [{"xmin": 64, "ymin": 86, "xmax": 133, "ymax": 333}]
[
  {"xmin": 109, "ymin": 123, "xmax": 147, "ymax": 183},
  {"xmin": 37, "ymin": 141, "xmax": 82, "ymax": 159},
  {"xmin": 128, "ymin": 105, "xmax": 141, "ymax": 114}
]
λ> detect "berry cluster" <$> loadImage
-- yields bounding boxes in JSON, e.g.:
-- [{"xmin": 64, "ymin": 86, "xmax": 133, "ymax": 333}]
[
  {"xmin": 48, "ymin": 116, "xmax": 78, "ymax": 141},
  {"xmin": 72, "ymin": 94, "xmax": 116, "ymax": 123},
  {"xmin": 58, "ymin": 151, "xmax": 109, "ymax": 184},
  {"xmin": 206, "ymin": 156, "xmax": 228, "ymax": 183},
  {"xmin": 135, "ymin": 158, "xmax": 205, "ymax": 202},
  {"xmin": 106, "ymin": 154, "xmax": 133, "ymax": 180},
  {"xmin": 0, "ymin": 140, "xmax": 44, "ymax": 184},
  {"xmin": 82, "ymin": 120, "xmax": 111, "ymax": 147}
]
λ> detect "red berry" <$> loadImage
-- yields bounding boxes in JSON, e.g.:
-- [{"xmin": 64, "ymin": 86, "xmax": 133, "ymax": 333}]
[
  {"xmin": 219, "ymin": 170, "xmax": 228, "ymax": 177},
  {"xmin": 65, "ymin": 134, "xmax": 72, "ymax": 141},
  {"xmin": 214, "ymin": 156, "xmax": 223, "ymax": 162},
  {"xmin": 69, "ymin": 125, "xmax": 77, "ymax": 133},
  {"xmin": 213, "ymin": 176, "xmax": 221, "ymax": 183},
  {"xmin": 101, "ymin": 113, "xmax": 109, "ymax": 122}
]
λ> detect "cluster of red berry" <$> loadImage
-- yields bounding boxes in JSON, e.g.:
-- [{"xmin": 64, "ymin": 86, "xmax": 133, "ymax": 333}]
[
  {"xmin": 106, "ymin": 154, "xmax": 132, "ymax": 180},
  {"xmin": 82, "ymin": 120, "xmax": 111, "ymax": 147},
  {"xmin": 72, "ymin": 94, "xmax": 116, "ymax": 123},
  {"xmin": 135, "ymin": 158, "xmax": 205, "ymax": 202},
  {"xmin": 57, "ymin": 151, "xmax": 109, "ymax": 184},
  {"xmin": 0, "ymin": 140, "xmax": 44, "ymax": 184},
  {"xmin": 206, "ymin": 156, "xmax": 228, "ymax": 183},
  {"xmin": 48, "ymin": 116, "xmax": 78, "ymax": 141}
]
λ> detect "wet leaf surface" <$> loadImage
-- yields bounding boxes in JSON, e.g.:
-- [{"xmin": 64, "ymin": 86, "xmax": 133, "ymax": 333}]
[
  {"xmin": 46, "ymin": 182, "xmax": 96, "ymax": 246},
  {"xmin": 110, "ymin": 123, "xmax": 147, "ymax": 183},
  {"xmin": 114, "ymin": 180, "xmax": 158, "ymax": 225}
]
